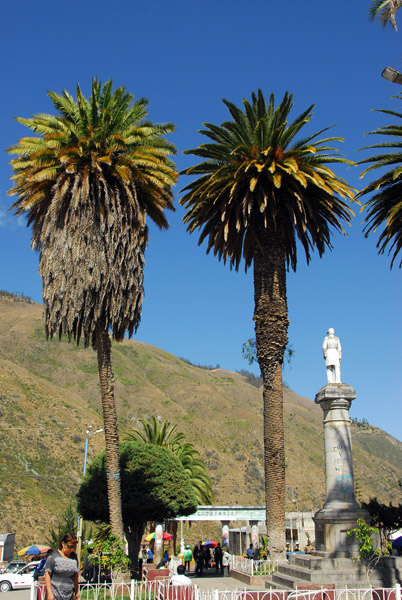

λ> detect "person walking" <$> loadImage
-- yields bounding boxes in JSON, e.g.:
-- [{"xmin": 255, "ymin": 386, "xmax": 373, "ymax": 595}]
[
  {"xmin": 214, "ymin": 543, "xmax": 223, "ymax": 574},
  {"xmin": 44, "ymin": 533, "xmax": 79, "ymax": 600},
  {"xmin": 82, "ymin": 548, "xmax": 95, "ymax": 583},
  {"xmin": 183, "ymin": 545, "xmax": 192, "ymax": 572},
  {"xmin": 146, "ymin": 547, "xmax": 153, "ymax": 564},
  {"xmin": 34, "ymin": 549, "xmax": 52, "ymax": 581},
  {"xmin": 222, "ymin": 547, "xmax": 231, "ymax": 577},
  {"xmin": 193, "ymin": 541, "xmax": 204, "ymax": 576}
]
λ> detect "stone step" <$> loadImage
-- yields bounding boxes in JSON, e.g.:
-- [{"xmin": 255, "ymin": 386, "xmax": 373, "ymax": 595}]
[
  {"xmin": 269, "ymin": 571, "xmax": 306, "ymax": 590},
  {"xmin": 277, "ymin": 563, "xmax": 362, "ymax": 584},
  {"xmin": 292, "ymin": 555, "xmax": 356, "ymax": 570},
  {"xmin": 271, "ymin": 560, "xmax": 402, "ymax": 590}
]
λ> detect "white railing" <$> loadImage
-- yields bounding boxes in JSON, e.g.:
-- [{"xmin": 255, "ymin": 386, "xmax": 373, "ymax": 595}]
[
  {"xmin": 230, "ymin": 556, "xmax": 288, "ymax": 576},
  {"xmin": 196, "ymin": 586, "xmax": 401, "ymax": 600},
  {"xmin": 34, "ymin": 580, "xmax": 196, "ymax": 600},
  {"xmin": 33, "ymin": 581, "xmax": 401, "ymax": 600},
  {"xmin": 169, "ymin": 555, "xmax": 182, "ymax": 573}
]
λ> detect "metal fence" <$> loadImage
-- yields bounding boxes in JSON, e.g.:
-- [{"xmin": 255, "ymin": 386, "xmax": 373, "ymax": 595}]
[
  {"xmin": 32, "ymin": 580, "xmax": 402, "ymax": 600},
  {"xmin": 196, "ymin": 586, "xmax": 402, "ymax": 600},
  {"xmin": 230, "ymin": 557, "xmax": 288, "ymax": 576},
  {"xmin": 33, "ymin": 580, "xmax": 196, "ymax": 600}
]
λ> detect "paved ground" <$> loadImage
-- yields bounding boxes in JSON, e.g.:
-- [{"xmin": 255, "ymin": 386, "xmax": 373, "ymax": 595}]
[
  {"xmin": 188, "ymin": 570, "xmax": 265, "ymax": 591},
  {"xmin": 1, "ymin": 591, "xmax": 30, "ymax": 600}
]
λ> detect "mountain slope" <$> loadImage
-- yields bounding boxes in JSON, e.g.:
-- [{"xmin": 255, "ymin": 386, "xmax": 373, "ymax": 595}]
[{"xmin": 0, "ymin": 296, "xmax": 401, "ymax": 546}]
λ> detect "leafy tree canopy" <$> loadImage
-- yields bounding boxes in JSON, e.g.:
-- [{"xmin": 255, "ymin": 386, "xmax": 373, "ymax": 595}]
[
  {"xmin": 362, "ymin": 496, "xmax": 402, "ymax": 538},
  {"xmin": 124, "ymin": 417, "xmax": 214, "ymax": 505},
  {"xmin": 77, "ymin": 440, "xmax": 198, "ymax": 526}
]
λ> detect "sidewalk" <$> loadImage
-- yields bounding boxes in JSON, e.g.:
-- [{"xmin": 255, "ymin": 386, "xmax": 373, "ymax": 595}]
[
  {"xmin": 189, "ymin": 569, "xmax": 265, "ymax": 591},
  {"xmin": 1, "ymin": 591, "xmax": 30, "ymax": 600}
]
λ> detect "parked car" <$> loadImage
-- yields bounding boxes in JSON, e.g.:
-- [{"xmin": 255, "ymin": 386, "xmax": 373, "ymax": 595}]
[
  {"xmin": 0, "ymin": 561, "xmax": 40, "ymax": 592},
  {"xmin": 0, "ymin": 561, "xmax": 26, "ymax": 574}
]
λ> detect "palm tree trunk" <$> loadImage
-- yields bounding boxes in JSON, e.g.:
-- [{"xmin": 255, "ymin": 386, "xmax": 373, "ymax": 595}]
[
  {"xmin": 95, "ymin": 323, "xmax": 124, "ymax": 540},
  {"xmin": 253, "ymin": 223, "xmax": 288, "ymax": 560}
]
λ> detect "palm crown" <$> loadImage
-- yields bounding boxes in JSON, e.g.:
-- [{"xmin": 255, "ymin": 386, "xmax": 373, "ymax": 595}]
[
  {"xmin": 368, "ymin": 0, "xmax": 402, "ymax": 30},
  {"xmin": 180, "ymin": 90, "xmax": 354, "ymax": 272},
  {"xmin": 124, "ymin": 416, "xmax": 213, "ymax": 504},
  {"xmin": 357, "ymin": 93, "xmax": 402, "ymax": 268},
  {"xmin": 8, "ymin": 79, "xmax": 177, "ymax": 344},
  {"xmin": 180, "ymin": 89, "xmax": 355, "ymax": 557}
]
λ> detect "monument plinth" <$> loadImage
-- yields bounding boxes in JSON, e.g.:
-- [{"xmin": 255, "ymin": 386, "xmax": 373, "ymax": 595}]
[
  {"xmin": 270, "ymin": 329, "xmax": 401, "ymax": 588},
  {"xmin": 313, "ymin": 383, "xmax": 367, "ymax": 556}
]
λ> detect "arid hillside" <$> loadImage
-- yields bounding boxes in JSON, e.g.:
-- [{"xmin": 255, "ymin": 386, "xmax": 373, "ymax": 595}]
[{"xmin": 0, "ymin": 296, "xmax": 401, "ymax": 547}]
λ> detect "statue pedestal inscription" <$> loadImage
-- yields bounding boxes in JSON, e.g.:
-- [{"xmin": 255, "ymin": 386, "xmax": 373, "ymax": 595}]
[{"xmin": 313, "ymin": 383, "xmax": 367, "ymax": 556}]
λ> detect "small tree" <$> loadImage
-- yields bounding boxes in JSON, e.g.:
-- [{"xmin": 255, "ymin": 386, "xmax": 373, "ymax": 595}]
[
  {"xmin": 46, "ymin": 503, "xmax": 92, "ymax": 550},
  {"xmin": 77, "ymin": 440, "xmax": 197, "ymax": 575},
  {"xmin": 348, "ymin": 518, "xmax": 384, "ymax": 559},
  {"xmin": 362, "ymin": 497, "xmax": 402, "ymax": 547},
  {"xmin": 348, "ymin": 518, "xmax": 391, "ymax": 585},
  {"xmin": 84, "ymin": 532, "xmax": 130, "ymax": 583}
]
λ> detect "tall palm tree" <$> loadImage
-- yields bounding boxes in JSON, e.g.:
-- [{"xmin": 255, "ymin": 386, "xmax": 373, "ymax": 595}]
[
  {"xmin": 124, "ymin": 417, "xmax": 213, "ymax": 504},
  {"xmin": 357, "ymin": 93, "xmax": 402, "ymax": 268},
  {"xmin": 127, "ymin": 416, "xmax": 186, "ymax": 450},
  {"xmin": 180, "ymin": 90, "xmax": 355, "ymax": 558},
  {"xmin": 8, "ymin": 79, "xmax": 177, "ymax": 539},
  {"xmin": 124, "ymin": 417, "xmax": 213, "ymax": 555},
  {"xmin": 368, "ymin": 0, "xmax": 402, "ymax": 30}
]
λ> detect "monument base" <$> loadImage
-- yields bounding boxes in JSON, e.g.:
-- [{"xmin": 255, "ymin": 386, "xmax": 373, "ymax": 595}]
[
  {"xmin": 313, "ymin": 506, "xmax": 368, "ymax": 557},
  {"xmin": 314, "ymin": 382, "xmax": 368, "ymax": 556},
  {"xmin": 270, "ymin": 554, "xmax": 402, "ymax": 590}
]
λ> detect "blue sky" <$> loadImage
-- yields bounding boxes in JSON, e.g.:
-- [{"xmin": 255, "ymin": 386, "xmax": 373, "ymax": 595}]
[{"xmin": 1, "ymin": 0, "xmax": 401, "ymax": 441}]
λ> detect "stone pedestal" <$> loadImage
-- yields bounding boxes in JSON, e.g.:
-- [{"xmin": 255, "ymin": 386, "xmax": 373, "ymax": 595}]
[{"xmin": 313, "ymin": 383, "xmax": 367, "ymax": 556}]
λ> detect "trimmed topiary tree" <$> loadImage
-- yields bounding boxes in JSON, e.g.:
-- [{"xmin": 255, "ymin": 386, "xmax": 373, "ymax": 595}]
[{"xmin": 77, "ymin": 440, "xmax": 198, "ymax": 574}]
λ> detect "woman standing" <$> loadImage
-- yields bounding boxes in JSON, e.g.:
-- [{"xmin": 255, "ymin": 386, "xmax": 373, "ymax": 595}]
[{"xmin": 44, "ymin": 533, "xmax": 80, "ymax": 600}]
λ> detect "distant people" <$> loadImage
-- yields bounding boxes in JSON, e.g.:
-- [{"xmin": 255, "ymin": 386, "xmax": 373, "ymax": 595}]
[
  {"xmin": 170, "ymin": 564, "xmax": 192, "ymax": 586},
  {"xmin": 139, "ymin": 545, "xmax": 147, "ymax": 576},
  {"xmin": 246, "ymin": 544, "xmax": 254, "ymax": 559},
  {"xmin": 82, "ymin": 548, "xmax": 95, "ymax": 583},
  {"xmin": 253, "ymin": 545, "xmax": 260, "ymax": 560},
  {"xmin": 222, "ymin": 548, "xmax": 231, "ymax": 577},
  {"xmin": 34, "ymin": 549, "xmax": 52, "ymax": 581},
  {"xmin": 304, "ymin": 540, "xmax": 314, "ymax": 554},
  {"xmin": 193, "ymin": 541, "xmax": 204, "ymax": 576},
  {"xmin": 146, "ymin": 547, "xmax": 153, "ymax": 564},
  {"xmin": 183, "ymin": 545, "xmax": 192, "ymax": 572},
  {"xmin": 214, "ymin": 543, "xmax": 223, "ymax": 573},
  {"xmin": 294, "ymin": 542, "xmax": 300, "ymax": 552},
  {"xmin": 322, "ymin": 328, "xmax": 342, "ymax": 383},
  {"xmin": 156, "ymin": 557, "xmax": 168, "ymax": 569},
  {"xmin": 203, "ymin": 545, "xmax": 211, "ymax": 569},
  {"xmin": 44, "ymin": 533, "xmax": 79, "ymax": 600}
]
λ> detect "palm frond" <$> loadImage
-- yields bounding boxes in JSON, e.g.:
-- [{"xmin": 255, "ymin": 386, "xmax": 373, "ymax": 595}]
[
  {"xmin": 368, "ymin": 0, "xmax": 402, "ymax": 30},
  {"xmin": 180, "ymin": 89, "xmax": 355, "ymax": 272}
]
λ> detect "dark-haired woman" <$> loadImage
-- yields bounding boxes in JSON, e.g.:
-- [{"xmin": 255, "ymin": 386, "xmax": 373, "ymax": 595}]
[{"xmin": 44, "ymin": 533, "xmax": 80, "ymax": 600}]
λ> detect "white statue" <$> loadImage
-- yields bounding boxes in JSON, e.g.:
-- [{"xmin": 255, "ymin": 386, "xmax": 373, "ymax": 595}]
[{"xmin": 322, "ymin": 328, "xmax": 342, "ymax": 383}]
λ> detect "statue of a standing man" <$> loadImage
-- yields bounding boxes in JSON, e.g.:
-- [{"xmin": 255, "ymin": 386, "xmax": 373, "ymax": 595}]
[{"xmin": 322, "ymin": 328, "xmax": 342, "ymax": 383}]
